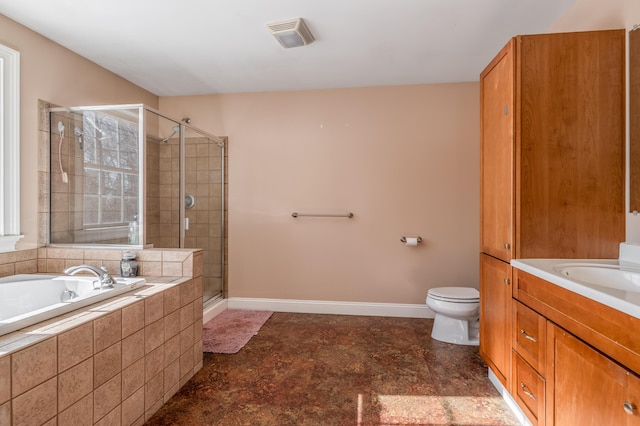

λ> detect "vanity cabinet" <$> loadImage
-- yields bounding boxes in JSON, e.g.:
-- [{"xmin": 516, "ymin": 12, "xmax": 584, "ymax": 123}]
[
  {"xmin": 480, "ymin": 28, "xmax": 625, "ymax": 395},
  {"xmin": 510, "ymin": 268, "xmax": 640, "ymax": 425}
]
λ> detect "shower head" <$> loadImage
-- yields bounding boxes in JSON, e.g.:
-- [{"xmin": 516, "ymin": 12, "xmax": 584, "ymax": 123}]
[
  {"xmin": 75, "ymin": 118, "xmax": 104, "ymax": 139},
  {"xmin": 161, "ymin": 125, "xmax": 180, "ymax": 143},
  {"xmin": 85, "ymin": 117, "xmax": 104, "ymax": 134}
]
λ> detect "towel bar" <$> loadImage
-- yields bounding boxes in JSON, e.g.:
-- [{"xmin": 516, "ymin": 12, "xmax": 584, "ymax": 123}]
[{"xmin": 291, "ymin": 212, "xmax": 354, "ymax": 218}]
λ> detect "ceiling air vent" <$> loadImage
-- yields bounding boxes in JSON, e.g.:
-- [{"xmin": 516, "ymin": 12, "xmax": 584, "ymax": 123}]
[{"xmin": 266, "ymin": 18, "xmax": 315, "ymax": 49}]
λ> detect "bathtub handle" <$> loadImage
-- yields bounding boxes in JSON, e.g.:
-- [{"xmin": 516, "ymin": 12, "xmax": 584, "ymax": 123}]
[{"xmin": 61, "ymin": 289, "xmax": 78, "ymax": 302}]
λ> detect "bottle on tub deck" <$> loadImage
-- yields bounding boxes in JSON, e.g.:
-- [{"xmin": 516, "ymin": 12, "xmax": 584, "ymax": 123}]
[
  {"xmin": 120, "ymin": 251, "xmax": 138, "ymax": 277},
  {"xmin": 128, "ymin": 213, "xmax": 139, "ymax": 245}
]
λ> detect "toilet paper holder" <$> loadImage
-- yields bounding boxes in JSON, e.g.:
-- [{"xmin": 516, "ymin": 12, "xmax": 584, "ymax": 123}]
[{"xmin": 400, "ymin": 236, "xmax": 422, "ymax": 243}]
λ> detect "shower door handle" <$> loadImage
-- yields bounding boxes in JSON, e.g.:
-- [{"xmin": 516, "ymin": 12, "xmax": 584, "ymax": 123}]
[{"xmin": 185, "ymin": 217, "xmax": 190, "ymax": 230}]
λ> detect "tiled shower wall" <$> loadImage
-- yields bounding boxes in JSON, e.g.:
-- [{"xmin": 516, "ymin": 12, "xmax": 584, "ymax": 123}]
[
  {"xmin": 154, "ymin": 137, "xmax": 180, "ymax": 248},
  {"xmin": 0, "ymin": 247, "xmax": 204, "ymax": 426},
  {"xmin": 146, "ymin": 137, "xmax": 161, "ymax": 246},
  {"xmin": 41, "ymin": 102, "xmax": 70, "ymax": 245}
]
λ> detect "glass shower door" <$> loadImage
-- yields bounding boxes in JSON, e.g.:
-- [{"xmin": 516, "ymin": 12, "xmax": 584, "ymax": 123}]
[{"xmin": 182, "ymin": 126, "xmax": 225, "ymax": 303}]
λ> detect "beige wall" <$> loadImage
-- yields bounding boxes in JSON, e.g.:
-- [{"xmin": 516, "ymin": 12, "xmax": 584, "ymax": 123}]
[
  {"xmin": 159, "ymin": 0, "xmax": 640, "ymax": 305},
  {"xmin": 549, "ymin": 0, "xmax": 640, "ymax": 32},
  {"xmin": 0, "ymin": 15, "xmax": 158, "ymax": 249},
  {"xmin": 6, "ymin": 0, "xmax": 640, "ymax": 305},
  {"xmin": 161, "ymin": 84, "xmax": 480, "ymax": 304}
]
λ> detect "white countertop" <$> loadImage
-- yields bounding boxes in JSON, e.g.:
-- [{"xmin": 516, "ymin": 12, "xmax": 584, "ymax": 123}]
[{"xmin": 511, "ymin": 258, "xmax": 640, "ymax": 320}]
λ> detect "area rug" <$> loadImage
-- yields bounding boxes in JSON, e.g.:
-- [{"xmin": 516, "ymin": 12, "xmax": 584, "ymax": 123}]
[{"xmin": 202, "ymin": 310, "xmax": 274, "ymax": 353}]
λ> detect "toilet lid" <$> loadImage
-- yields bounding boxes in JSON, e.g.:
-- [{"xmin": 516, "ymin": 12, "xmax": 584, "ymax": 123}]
[{"xmin": 428, "ymin": 287, "xmax": 479, "ymax": 301}]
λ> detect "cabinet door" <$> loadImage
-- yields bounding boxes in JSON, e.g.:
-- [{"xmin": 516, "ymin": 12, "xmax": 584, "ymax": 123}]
[
  {"xmin": 480, "ymin": 253, "xmax": 512, "ymax": 388},
  {"xmin": 547, "ymin": 324, "xmax": 640, "ymax": 425},
  {"xmin": 480, "ymin": 39, "xmax": 515, "ymax": 262},
  {"xmin": 626, "ymin": 373, "xmax": 640, "ymax": 425},
  {"xmin": 517, "ymin": 30, "xmax": 625, "ymax": 259}
]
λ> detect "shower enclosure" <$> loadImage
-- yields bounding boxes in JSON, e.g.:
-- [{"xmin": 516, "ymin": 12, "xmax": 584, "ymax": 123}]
[{"xmin": 48, "ymin": 104, "xmax": 226, "ymax": 304}]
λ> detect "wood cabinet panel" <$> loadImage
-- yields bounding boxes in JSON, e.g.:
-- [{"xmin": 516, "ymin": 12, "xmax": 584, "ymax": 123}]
[
  {"xmin": 546, "ymin": 324, "xmax": 640, "ymax": 426},
  {"xmin": 480, "ymin": 253, "xmax": 512, "ymax": 388},
  {"xmin": 517, "ymin": 30, "xmax": 625, "ymax": 259},
  {"xmin": 627, "ymin": 373, "xmax": 640, "ymax": 423},
  {"xmin": 480, "ymin": 40, "xmax": 515, "ymax": 262},
  {"xmin": 630, "ymin": 27, "xmax": 640, "ymax": 212}
]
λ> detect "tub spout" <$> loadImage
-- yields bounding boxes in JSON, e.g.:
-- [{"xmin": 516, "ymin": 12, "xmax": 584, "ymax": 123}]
[{"xmin": 64, "ymin": 264, "xmax": 114, "ymax": 289}]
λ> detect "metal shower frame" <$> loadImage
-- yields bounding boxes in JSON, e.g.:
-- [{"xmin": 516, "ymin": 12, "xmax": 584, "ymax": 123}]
[{"xmin": 47, "ymin": 103, "xmax": 226, "ymax": 284}]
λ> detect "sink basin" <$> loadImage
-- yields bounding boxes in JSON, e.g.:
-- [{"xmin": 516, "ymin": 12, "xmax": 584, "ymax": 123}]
[{"xmin": 553, "ymin": 264, "xmax": 640, "ymax": 292}]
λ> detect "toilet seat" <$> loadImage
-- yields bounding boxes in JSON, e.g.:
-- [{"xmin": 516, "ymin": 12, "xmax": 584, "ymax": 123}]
[{"xmin": 428, "ymin": 287, "xmax": 479, "ymax": 303}]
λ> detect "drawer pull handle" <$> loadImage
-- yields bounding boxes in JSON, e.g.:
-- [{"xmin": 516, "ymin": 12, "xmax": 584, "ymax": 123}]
[
  {"xmin": 504, "ymin": 278, "xmax": 510, "ymax": 285},
  {"xmin": 624, "ymin": 401, "xmax": 636, "ymax": 415},
  {"xmin": 504, "ymin": 243, "xmax": 510, "ymax": 249},
  {"xmin": 521, "ymin": 382, "xmax": 536, "ymax": 400},
  {"xmin": 520, "ymin": 329, "xmax": 537, "ymax": 342}
]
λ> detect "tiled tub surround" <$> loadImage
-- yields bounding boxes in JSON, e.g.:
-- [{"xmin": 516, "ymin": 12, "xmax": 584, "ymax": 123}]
[{"xmin": 0, "ymin": 248, "xmax": 203, "ymax": 426}]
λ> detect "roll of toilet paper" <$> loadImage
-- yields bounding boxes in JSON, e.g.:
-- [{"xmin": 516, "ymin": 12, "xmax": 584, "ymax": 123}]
[{"xmin": 404, "ymin": 237, "xmax": 419, "ymax": 246}]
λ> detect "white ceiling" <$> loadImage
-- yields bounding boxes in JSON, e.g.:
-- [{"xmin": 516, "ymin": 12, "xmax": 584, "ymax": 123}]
[{"xmin": 0, "ymin": 0, "xmax": 575, "ymax": 96}]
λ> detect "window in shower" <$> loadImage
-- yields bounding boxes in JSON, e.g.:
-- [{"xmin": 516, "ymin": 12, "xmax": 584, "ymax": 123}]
[
  {"xmin": 48, "ymin": 105, "xmax": 143, "ymax": 245},
  {"xmin": 81, "ymin": 111, "xmax": 139, "ymax": 227}
]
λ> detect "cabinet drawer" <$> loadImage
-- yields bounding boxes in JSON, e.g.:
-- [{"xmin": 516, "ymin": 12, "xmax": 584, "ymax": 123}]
[
  {"xmin": 513, "ymin": 300, "xmax": 546, "ymax": 374},
  {"xmin": 513, "ymin": 351, "xmax": 545, "ymax": 425}
]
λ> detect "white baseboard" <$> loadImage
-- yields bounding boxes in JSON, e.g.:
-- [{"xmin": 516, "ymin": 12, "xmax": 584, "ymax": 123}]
[
  {"xmin": 203, "ymin": 298, "xmax": 228, "ymax": 323},
  {"xmin": 226, "ymin": 297, "xmax": 434, "ymax": 318},
  {"xmin": 488, "ymin": 368, "xmax": 530, "ymax": 426}
]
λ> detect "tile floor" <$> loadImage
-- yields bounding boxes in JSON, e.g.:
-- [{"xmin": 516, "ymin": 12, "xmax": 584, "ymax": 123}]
[{"xmin": 146, "ymin": 312, "xmax": 520, "ymax": 425}]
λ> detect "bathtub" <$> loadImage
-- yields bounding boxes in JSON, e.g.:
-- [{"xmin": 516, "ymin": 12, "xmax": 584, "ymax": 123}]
[{"xmin": 0, "ymin": 274, "xmax": 145, "ymax": 337}]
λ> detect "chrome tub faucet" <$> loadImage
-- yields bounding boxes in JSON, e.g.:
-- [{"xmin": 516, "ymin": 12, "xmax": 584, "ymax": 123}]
[{"xmin": 64, "ymin": 264, "xmax": 115, "ymax": 289}]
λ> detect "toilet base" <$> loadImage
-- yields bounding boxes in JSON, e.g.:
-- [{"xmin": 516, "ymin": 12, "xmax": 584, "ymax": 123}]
[{"xmin": 431, "ymin": 313, "xmax": 479, "ymax": 346}]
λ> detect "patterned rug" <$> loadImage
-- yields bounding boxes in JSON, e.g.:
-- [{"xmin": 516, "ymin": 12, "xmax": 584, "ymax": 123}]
[{"xmin": 202, "ymin": 309, "xmax": 274, "ymax": 353}]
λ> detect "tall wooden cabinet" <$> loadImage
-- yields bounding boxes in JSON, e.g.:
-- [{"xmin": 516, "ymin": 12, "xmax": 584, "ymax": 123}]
[{"xmin": 479, "ymin": 29, "xmax": 625, "ymax": 395}]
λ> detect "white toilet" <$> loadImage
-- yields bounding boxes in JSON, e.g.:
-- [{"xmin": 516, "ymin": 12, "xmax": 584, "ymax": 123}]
[{"xmin": 426, "ymin": 287, "xmax": 480, "ymax": 346}]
